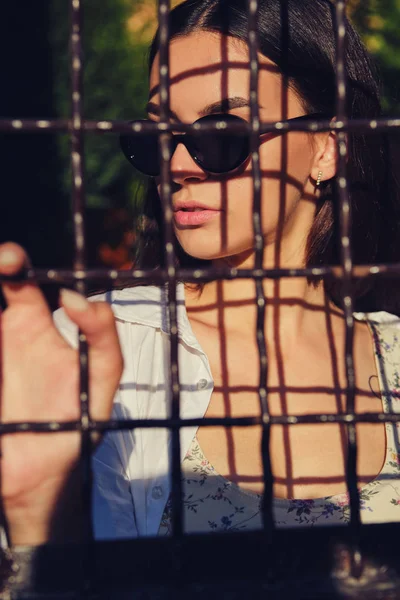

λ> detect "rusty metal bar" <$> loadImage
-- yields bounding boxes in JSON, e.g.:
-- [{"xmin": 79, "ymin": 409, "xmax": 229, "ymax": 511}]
[
  {"xmin": 333, "ymin": 0, "xmax": 362, "ymax": 576},
  {"xmin": 3, "ymin": 262, "xmax": 400, "ymax": 286},
  {"xmin": 1, "ymin": 409, "xmax": 399, "ymax": 436},
  {"xmin": 1, "ymin": 117, "xmax": 399, "ymax": 134},
  {"xmin": 156, "ymin": 0, "xmax": 184, "ymax": 538},
  {"xmin": 247, "ymin": 0, "xmax": 274, "ymax": 534},
  {"xmin": 69, "ymin": 5, "xmax": 94, "ymax": 597}
]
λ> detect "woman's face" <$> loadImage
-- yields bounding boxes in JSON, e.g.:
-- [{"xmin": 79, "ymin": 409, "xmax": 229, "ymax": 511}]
[{"xmin": 149, "ymin": 32, "xmax": 329, "ymax": 267}]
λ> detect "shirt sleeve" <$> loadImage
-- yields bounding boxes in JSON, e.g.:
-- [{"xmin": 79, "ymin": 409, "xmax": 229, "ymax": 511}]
[{"xmin": 92, "ymin": 433, "xmax": 138, "ymax": 540}]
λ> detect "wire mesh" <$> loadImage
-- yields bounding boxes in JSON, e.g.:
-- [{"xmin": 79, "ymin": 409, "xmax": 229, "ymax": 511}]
[{"xmin": 1, "ymin": 0, "xmax": 400, "ymax": 597}]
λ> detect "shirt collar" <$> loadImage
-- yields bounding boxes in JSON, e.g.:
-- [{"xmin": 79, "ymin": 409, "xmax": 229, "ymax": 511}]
[
  {"xmin": 101, "ymin": 284, "xmax": 378, "ymax": 341},
  {"xmin": 102, "ymin": 283, "xmax": 203, "ymax": 351}
]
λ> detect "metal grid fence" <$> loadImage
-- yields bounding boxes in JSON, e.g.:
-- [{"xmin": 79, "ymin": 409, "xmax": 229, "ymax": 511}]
[{"xmin": 1, "ymin": 0, "xmax": 400, "ymax": 597}]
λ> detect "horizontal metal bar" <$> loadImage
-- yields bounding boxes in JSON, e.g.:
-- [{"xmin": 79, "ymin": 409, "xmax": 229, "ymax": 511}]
[
  {"xmin": 0, "ymin": 118, "xmax": 70, "ymax": 132},
  {"xmin": 1, "ymin": 263, "xmax": 400, "ymax": 285},
  {"xmin": 1, "ymin": 117, "xmax": 399, "ymax": 134},
  {"xmin": 0, "ymin": 411, "xmax": 398, "ymax": 435}
]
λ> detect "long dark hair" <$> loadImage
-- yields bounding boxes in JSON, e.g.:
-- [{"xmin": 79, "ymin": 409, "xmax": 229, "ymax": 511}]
[{"xmin": 134, "ymin": 0, "xmax": 400, "ymax": 314}]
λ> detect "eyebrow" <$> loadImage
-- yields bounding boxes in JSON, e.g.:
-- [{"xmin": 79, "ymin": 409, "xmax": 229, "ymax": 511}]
[{"xmin": 146, "ymin": 96, "xmax": 259, "ymax": 120}]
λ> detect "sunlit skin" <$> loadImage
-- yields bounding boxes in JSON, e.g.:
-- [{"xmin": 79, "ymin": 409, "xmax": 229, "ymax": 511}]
[{"xmin": 150, "ymin": 32, "xmax": 385, "ymax": 499}]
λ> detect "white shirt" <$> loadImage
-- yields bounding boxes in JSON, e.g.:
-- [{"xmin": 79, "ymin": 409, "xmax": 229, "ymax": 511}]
[
  {"xmin": 53, "ymin": 283, "xmax": 399, "ymax": 540},
  {"xmin": 54, "ymin": 283, "xmax": 213, "ymax": 539}
]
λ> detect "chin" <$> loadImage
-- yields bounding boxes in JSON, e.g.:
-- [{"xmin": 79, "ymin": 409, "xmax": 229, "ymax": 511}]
[
  {"xmin": 178, "ymin": 237, "xmax": 248, "ymax": 261},
  {"xmin": 180, "ymin": 247, "xmax": 220, "ymax": 261},
  {"xmin": 179, "ymin": 245, "xmax": 241, "ymax": 264}
]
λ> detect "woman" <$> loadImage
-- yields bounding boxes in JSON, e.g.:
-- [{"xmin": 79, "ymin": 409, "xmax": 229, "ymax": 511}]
[{"xmin": 1, "ymin": 0, "xmax": 400, "ymax": 545}]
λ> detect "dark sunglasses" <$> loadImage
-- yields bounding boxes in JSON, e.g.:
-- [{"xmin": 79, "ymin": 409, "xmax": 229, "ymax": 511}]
[{"xmin": 120, "ymin": 113, "xmax": 324, "ymax": 177}]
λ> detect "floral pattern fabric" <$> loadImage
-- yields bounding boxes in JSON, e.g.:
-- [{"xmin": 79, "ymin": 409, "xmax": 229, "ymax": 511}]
[{"xmin": 158, "ymin": 315, "xmax": 400, "ymax": 534}]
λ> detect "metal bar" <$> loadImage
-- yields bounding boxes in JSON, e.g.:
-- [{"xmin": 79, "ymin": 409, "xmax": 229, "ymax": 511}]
[
  {"xmin": 1, "ymin": 117, "xmax": 399, "ymax": 134},
  {"xmin": 3, "ymin": 262, "xmax": 400, "ymax": 285},
  {"xmin": 156, "ymin": 0, "xmax": 183, "ymax": 538},
  {"xmin": 1, "ymin": 410, "xmax": 399, "ymax": 435},
  {"xmin": 69, "ymin": 3, "xmax": 94, "ymax": 595},
  {"xmin": 334, "ymin": 0, "xmax": 362, "ymax": 575},
  {"xmin": 247, "ymin": 0, "xmax": 274, "ymax": 534}
]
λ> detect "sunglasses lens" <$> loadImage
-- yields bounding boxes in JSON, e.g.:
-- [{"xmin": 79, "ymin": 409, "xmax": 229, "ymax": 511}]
[
  {"xmin": 120, "ymin": 128, "xmax": 160, "ymax": 177},
  {"xmin": 191, "ymin": 115, "xmax": 249, "ymax": 174},
  {"xmin": 120, "ymin": 115, "xmax": 249, "ymax": 177}
]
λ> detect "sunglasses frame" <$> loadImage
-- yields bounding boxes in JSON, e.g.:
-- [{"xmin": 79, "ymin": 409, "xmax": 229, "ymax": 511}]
[{"xmin": 119, "ymin": 112, "xmax": 327, "ymax": 177}]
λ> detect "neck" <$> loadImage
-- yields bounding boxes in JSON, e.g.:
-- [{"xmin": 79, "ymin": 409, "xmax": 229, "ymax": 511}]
[{"xmin": 184, "ymin": 248, "xmax": 342, "ymax": 345}]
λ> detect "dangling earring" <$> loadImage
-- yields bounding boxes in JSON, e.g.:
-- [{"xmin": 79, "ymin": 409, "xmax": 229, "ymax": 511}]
[{"xmin": 316, "ymin": 171, "xmax": 323, "ymax": 187}]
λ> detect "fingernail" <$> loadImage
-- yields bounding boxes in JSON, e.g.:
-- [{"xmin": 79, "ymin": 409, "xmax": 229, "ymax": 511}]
[
  {"xmin": 60, "ymin": 288, "xmax": 90, "ymax": 311},
  {"xmin": 0, "ymin": 249, "xmax": 19, "ymax": 267}
]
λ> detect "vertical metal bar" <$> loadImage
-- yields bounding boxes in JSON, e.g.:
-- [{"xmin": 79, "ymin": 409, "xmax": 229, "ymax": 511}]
[
  {"xmin": 247, "ymin": 0, "xmax": 274, "ymax": 532},
  {"xmin": 334, "ymin": 0, "xmax": 361, "ymax": 563},
  {"xmin": 70, "ymin": 0, "xmax": 93, "ymax": 550},
  {"xmin": 157, "ymin": 0, "xmax": 183, "ymax": 537}
]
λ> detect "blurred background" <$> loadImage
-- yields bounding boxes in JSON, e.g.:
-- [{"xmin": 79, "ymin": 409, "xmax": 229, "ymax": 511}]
[{"xmin": 0, "ymin": 0, "xmax": 399, "ymax": 307}]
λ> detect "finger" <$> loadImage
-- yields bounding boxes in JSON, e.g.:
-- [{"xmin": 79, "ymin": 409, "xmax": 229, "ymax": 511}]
[
  {"xmin": 0, "ymin": 243, "xmax": 51, "ymax": 316},
  {"xmin": 60, "ymin": 289, "xmax": 123, "ymax": 377}
]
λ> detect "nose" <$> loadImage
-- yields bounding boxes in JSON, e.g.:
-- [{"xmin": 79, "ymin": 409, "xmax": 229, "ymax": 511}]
[{"xmin": 170, "ymin": 141, "xmax": 207, "ymax": 185}]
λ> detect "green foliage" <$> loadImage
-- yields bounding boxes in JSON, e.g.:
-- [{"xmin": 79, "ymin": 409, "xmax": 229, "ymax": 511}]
[
  {"xmin": 50, "ymin": 0, "xmax": 149, "ymax": 210},
  {"xmin": 350, "ymin": 0, "xmax": 400, "ymax": 113}
]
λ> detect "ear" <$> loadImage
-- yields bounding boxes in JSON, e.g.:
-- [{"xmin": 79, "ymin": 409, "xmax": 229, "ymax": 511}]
[{"xmin": 310, "ymin": 131, "xmax": 338, "ymax": 185}]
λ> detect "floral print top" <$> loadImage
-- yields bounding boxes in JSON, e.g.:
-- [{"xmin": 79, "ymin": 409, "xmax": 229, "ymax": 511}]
[{"xmin": 158, "ymin": 314, "xmax": 400, "ymax": 534}]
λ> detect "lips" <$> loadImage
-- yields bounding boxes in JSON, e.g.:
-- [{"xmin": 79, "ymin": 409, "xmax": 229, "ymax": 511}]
[
  {"xmin": 173, "ymin": 202, "xmax": 216, "ymax": 212},
  {"xmin": 179, "ymin": 207, "xmax": 207, "ymax": 212},
  {"xmin": 173, "ymin": 206, "xmax": 221, "ymax": 226}
]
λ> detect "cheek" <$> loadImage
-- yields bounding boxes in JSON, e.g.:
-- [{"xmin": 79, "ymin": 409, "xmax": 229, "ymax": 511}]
[
  {"xmin": 226, "ymin": 134, "xmax": 312, "ymax": 225},
  {"xmin": 172, "ymin": 134, "xmax": 314, "ymax": 259},
  {"xmin": 258, "ymin": 133, "xmax": 313, "ymax": 222},
  {"xmin": 258, "ymin": 133, "xmax": 313, "ymax": 184}
]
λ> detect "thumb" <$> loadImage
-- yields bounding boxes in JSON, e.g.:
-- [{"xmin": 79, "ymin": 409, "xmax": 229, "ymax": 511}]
[{"xmin": 59, "ymin": 288, "xmax": 123, "ymax": 383}]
